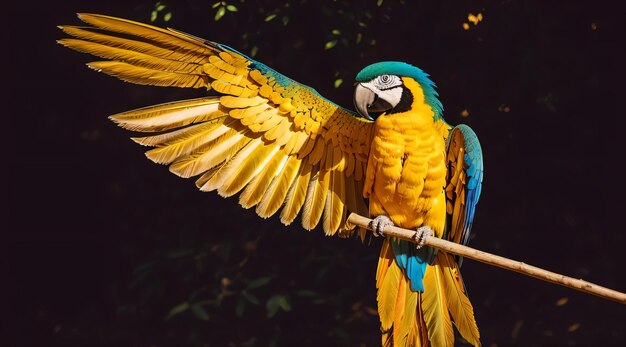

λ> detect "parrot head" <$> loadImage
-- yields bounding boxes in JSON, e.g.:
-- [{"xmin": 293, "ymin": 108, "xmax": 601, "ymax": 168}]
[{"xmin": 353, "ymin": 61, "xmax": 442, "ymax": 121}]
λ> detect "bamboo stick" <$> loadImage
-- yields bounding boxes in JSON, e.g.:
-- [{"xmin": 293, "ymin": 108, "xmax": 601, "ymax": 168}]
[{"xmin": 347, "ymin": 213, "xmax": 626, "ymax": 305}]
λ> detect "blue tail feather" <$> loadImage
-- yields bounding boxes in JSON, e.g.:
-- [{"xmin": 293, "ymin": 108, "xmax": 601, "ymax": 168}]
[{"xmin": 391, "ymin": 239, "xmax": 428, "ymax": 292}]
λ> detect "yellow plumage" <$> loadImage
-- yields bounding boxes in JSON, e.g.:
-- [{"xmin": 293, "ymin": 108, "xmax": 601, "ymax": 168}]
[
  {"xmin": 301, "ymin": 168, "xmax": 330, "ymax": 230},
  {"xmin": 378, "ymin": 251, "xmax": 401, "ymax": 331},
  {"xmin": 257, "ymin": 156, "xmax": 301, "ymax": 217},
  {"xmin": 422, "ymin": 260, "xmax": 455, "ymax": 347},
  {"xmin": 280, "ymin": 161, "xmax": 313, "ymax": 225},
  {"xmin": 323, "ymin": 170, "xmax": 346, "ymax": 234},
  {"xmin": 239, "ymin": 149, "xmax": 288, "ymax": 209},
  {"xmin": 439, "ymin": 253, "xmax": 480, "ymax": 346}
]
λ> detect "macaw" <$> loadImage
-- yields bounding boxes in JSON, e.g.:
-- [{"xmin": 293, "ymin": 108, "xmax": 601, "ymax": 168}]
[{"xmin": 59, "ymin": 14, "xmax": 484, "ymax": 347}]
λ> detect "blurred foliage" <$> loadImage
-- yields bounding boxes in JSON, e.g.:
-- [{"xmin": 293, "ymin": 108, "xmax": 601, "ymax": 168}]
[{"xmin": 108, "ymin": 218, "xmax": 380, "ymax": 346}]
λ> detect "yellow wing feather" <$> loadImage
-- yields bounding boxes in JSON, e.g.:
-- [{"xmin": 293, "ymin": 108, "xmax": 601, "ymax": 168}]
[
  {"xmin": 280, "ymin": 161, "xmax": 313, "ymax": 225},
  {"xmin": 256, "ymin": 156, "xmax": 301, "ymax": 218},
  {"xmin": 60, "ymin": 13, "xmax": 374, "ymax": 235},
  {"xmin": 301, "ymin": 168, "xmax": 330, "ymax": 231},
  {"xmin": 323, "ymin": 171, "xmax": 346, "ymax": 234}
]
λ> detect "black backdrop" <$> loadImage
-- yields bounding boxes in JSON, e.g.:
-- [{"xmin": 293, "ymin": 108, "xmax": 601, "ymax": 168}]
[{"xmin": 5, "ymin": 1, "xmax": 625, "ymax": 346}]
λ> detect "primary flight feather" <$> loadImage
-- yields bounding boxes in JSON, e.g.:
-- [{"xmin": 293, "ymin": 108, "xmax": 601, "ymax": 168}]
[{"xmin": 59, "ymin": 13, "xmax": 484, "ymax": 346}]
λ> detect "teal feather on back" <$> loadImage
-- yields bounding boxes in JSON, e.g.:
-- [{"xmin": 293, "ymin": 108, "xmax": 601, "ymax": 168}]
[{"xmin": 355, "ymin": 61, "xmax": 443, "ymax": 119}]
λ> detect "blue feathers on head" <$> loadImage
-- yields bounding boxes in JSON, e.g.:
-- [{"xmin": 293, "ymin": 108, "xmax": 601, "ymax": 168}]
[{"xmin": 356, "ymin": 61, "xmax": 443, "ymax": 119}]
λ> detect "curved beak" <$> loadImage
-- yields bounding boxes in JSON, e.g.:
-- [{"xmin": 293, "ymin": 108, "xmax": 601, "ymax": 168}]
[
  {"xmin": 354, "ymin": 83, "xmax": 376, "ymax": 120},
  {"xmin": 353, "ymin": 83, "xmax": 393, "ymax": 120}
]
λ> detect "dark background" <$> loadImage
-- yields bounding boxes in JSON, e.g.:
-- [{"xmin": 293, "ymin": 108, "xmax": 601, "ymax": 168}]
[{"xmin": 4, "ymin": 1, "xmax": 625, "ymax": 346}]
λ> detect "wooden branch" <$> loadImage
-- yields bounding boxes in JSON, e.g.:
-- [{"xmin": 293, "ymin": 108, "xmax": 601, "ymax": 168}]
[{"xmin": 347, "ymin": 213, "xmax": 626, "ymax": 305}]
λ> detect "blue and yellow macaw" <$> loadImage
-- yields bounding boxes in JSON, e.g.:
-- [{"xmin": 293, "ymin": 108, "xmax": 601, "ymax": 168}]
[{"xmin": 59, "ymin": 14, "xmax": 484, "ymax": 346}]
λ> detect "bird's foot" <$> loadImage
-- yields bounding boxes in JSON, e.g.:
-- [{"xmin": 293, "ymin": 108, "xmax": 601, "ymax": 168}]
[
  {"xmin": 369, "ymin": 215, "xmax": 394, "ymax": 237},
  {"xmin": 414, "ymin": 226, "xmax": 433, "ymax": 249}
]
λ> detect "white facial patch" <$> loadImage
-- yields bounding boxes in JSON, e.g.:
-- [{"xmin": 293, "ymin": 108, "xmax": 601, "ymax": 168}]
[
  {"xmin": 361, "ymin": 75, "xmax": 404, "ymax": 108},
  {"xmin": 361, "ymin": 75, "xmax": 403, "ymax": 107},
  {"xmin": 373, "ymin": 74, "xmax": 402, "ymax": 90},
  {"xmin": 379, "ymin": 86, "xmax": 403, "ymax": 108}
]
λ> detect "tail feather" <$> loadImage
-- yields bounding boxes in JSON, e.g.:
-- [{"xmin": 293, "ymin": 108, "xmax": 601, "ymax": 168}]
[
  {"xmin": 439, "ymin": 253, "xmax": 481, "ymax": 345},
  {"xmin": 422, "ymin": 257, "xmax": 455, "ymax": 347},
  {"xmin": 377, "ymin": 239, "xmax": 429, "ymax": 346},
  {"xmin": 392, "ymin": 278, "xmax": 409, "ymax": 347},
  {"xmin": 377, "ymin": 239, "xmax": 480, "ymax": 346}
]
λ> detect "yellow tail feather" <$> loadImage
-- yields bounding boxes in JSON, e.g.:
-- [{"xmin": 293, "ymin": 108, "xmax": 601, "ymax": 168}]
[
  {"xmin": 376, "ymin": 240, "xmax": 480, "ymax": 346},
  {"xmin": 377, "ymin": 239, "xmax": 429, "ymax": 347},
  {"xmin": 438, "ymin": 253, "xmax": 481, "ymax": 346},
  {"xmin": 422, "ymin": 258, "xmax": 455, "ymax": 347}
]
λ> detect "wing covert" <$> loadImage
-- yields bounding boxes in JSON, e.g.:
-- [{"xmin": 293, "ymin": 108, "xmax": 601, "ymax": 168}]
[
  {"xmin": 58, "ymin": 13, "xmax": 373, "ymax": 236},
  {"xmin": 444, "ymin": 125, "xmax": 484, "ymax": 250}
]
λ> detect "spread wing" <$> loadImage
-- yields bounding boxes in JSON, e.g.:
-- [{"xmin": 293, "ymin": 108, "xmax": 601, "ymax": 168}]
[
  {"xmin": 444, "ymin": 124, "xmax": 484, "ymax": 249},
  {"xmin": 58, "ymin": 13, "xmax": 373, "ymax": 236}
]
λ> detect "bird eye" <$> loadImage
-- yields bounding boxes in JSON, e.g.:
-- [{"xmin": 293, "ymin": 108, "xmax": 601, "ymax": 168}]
[{"xmin": 374, "ymin": 74, "xmax": 399, "ymax": 90}]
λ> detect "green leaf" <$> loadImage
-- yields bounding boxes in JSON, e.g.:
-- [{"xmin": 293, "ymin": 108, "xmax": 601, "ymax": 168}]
[
  {"xmin": 226, "ymin": 4, "xmax": 238, "ymax": 12},
  {"xmin": 324, "ymin": 40, "xmax": 338, "ymax": 50},
  {"xmin": 266, "ymin": 295, "xmax": 291, "ymax": 318},
  {"xmin": 215, "ymin": 6, "xmax": 226, "ymax": 21},
  {"xmin": 265, "ymin": 14, "xmax": 277, "ymax": 22},
  {"xmin": 157, "ymin": 4, "xmax": 166, "ymax": 11},
  {"xmin": 278, "ymin": 297, "xmax": 291, "ymax": 311},
  {"xmin": 266, "ymin": 297, "xmax": 280, "ymax": 317},
  {"xmin": 377, "ymin": 0, "xmax": 384, "ymax": 7},
  {"xmin": 250, "ymin": 45, "xmax": 259, "ymax": 58},
  {"xmin": 242, "ymin": 291, "xmax": 260, "ymax": 305},
  {"xmin": 163, "ymin": 12, "xmax": 172, "ymax": 22},
  {"xmin": 282, "ymin": 16, "xmax": 290, "ymax": 26},
  {"xmin": 190, "ymin": 303, "xmax": 210, "ymax": 321},
  {"xmin": 331, "ymin": 29, "xmax": 341, "ymax": 35},
  {"xmin": 246, "ymin": 277, "xmax": 271, "ymax": 289},
  {"xmin": 150, "ymin": 11, "xmax": 157, "ymax": 22},
  {"xmin": 166, "ymin": 302, "xmax": 189, "ymax": 319},
  {"xmin": 212, "ymin": 2, "xmax": 221, "ymax": 8},
  {"xmin": 334, "ymin": 78, "xmax": 343, "ymax": 88}
]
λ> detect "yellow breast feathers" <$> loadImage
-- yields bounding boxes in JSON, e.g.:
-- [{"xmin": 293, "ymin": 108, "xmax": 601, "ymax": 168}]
[{"xmin": 364, "ymin": 78, "xmax": 447, "ymax": 234}]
